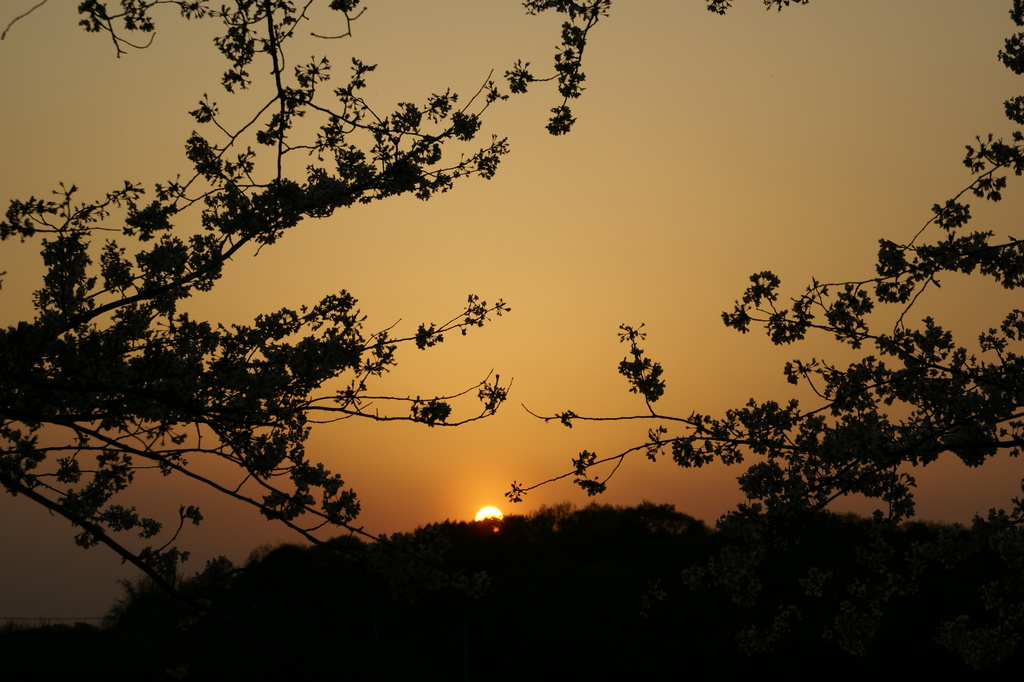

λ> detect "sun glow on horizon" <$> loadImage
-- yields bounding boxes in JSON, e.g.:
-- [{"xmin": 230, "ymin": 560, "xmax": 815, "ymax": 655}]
[{"xmin": 474, "ymin": 506, "xmax": 504, "ymax": 521}]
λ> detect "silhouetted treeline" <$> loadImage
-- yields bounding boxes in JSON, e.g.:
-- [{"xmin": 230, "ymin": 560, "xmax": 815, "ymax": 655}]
[{"xmin": 2, "ymin": 502, "xmax": 1020, "ymax": 680}]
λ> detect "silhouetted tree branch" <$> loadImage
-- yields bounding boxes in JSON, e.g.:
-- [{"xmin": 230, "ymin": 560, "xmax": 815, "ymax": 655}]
[
  {"xmin": 514, "ymin": 0, "xmax": 1024, "ymax": 666},
  {"xmin": 0, "ymin": 0, "xmax": 607, "ymax": 585}
]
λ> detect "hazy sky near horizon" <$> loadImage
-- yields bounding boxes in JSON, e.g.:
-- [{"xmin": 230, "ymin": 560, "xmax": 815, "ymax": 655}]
[{"xmin": 2, "ymin": 0, "xmax": 1023, "ymax": 618}]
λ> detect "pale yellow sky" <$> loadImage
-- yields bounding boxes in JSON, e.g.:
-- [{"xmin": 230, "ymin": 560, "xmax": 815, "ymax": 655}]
[{"xmin": 1, "ymin": 0, "xmax": 1022, "ymax": 618}]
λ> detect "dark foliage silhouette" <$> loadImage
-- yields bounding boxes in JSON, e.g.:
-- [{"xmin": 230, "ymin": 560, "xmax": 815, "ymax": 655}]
[
  {"xmin": 3, "ymin": 504, "xmax": 1020, "ymax": 680},
  {"xmin": 512, "ymin": 0, "xmax": 1024, "ymax": 667},
  {"xmin": 0, "ymin": 0, "xmax": 608, "ymax": 595}
]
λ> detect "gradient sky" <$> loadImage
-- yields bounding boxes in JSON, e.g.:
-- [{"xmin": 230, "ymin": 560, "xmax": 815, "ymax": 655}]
[{"xmin": 2, "ymin": 0, "xmax": 1023, "ymax": 619}]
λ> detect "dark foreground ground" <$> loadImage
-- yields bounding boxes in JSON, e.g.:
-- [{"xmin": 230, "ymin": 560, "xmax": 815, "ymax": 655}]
[{"xmin": 2, "ymin": 503, "xmax": 1021, "ymax": 680}]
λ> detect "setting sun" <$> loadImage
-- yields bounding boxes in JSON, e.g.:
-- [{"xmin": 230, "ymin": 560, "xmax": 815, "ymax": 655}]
[{"xmin": 474, "ymin": 506, "xmax": 504, "ymax": 521}]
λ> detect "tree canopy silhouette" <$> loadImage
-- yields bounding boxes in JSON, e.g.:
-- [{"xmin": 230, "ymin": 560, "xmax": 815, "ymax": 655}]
[
  {"xmin": 0, "ymin": 0, "xmax": 609, "ymax": 593},
  {"xmin": 512, "ymin": 0, "xmax": 1024, "ymax": 666},
  {"xmin": 7, "ymin": 504, "xmax": 1016, "ymax": 679}
]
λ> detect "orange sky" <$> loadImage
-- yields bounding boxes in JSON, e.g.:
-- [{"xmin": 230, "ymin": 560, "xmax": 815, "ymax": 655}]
[{"xmin": 2, "ymin": 0, "xmax": 1022, "ymax": 619}]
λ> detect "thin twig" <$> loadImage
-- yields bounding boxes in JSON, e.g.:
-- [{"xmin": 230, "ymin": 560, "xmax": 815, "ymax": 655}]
[{"xmin": 1, "ymin": 0, "xmax": 49, "ymax": 41}]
